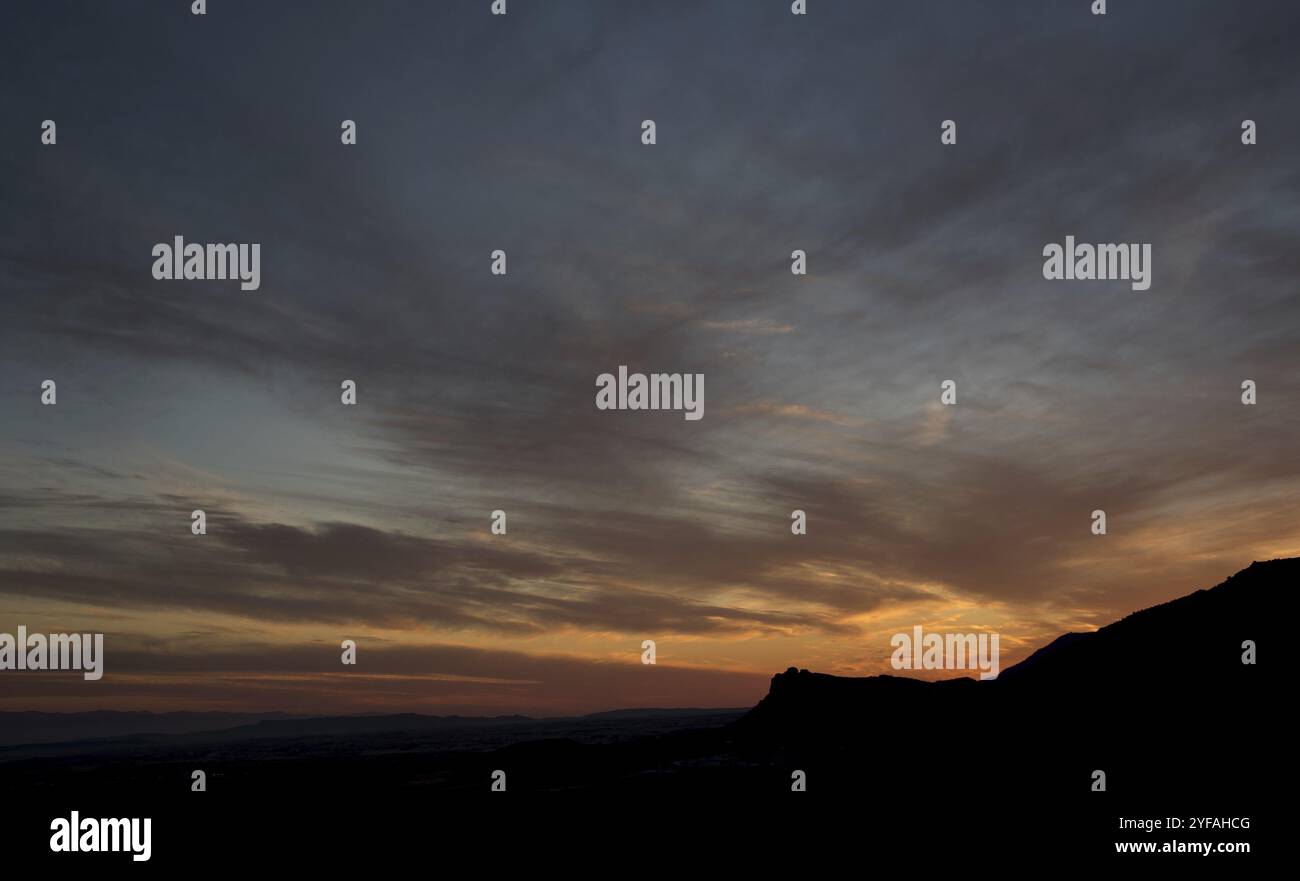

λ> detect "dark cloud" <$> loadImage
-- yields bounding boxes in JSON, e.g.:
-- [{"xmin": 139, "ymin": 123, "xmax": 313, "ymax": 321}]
[{"xmin": 0, "ymin": 500, "xmax": 863, "ymax": 636}]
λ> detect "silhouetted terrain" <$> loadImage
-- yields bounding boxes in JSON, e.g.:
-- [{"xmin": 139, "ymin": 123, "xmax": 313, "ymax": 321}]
[
  {"xmin": 735, "ymin": 558, "xmax": 1279, "ymax": 804},
  {"xmin": 3, "ymin": 561, "xmax": 1281, "ymax": 847}
]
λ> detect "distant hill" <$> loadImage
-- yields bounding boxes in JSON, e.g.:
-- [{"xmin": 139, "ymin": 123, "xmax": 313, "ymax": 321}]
[{"xmin": 0, "ymin": 711, "xmax": 298, "ymax": 746}]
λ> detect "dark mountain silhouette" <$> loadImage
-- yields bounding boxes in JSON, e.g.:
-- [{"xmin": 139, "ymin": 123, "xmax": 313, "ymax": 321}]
[
  {"xmin": 725, "ymin": 559, "xmax": 1280, "ymax": 825},
  {"xmin": 741, "ymin": 557, "xmax": 1275, "ymax": 738}
]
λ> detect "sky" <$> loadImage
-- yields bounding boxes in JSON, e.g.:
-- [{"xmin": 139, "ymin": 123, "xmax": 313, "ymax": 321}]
[{"xmin": 1, "ymin": 0, "xmax": 1298, "ymax": 716}]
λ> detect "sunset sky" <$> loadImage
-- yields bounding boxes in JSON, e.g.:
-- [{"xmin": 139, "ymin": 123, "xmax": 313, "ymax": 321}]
[{"xmin": 2, "ymin": 0, "xmax": 1298, "ymax": 715}]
